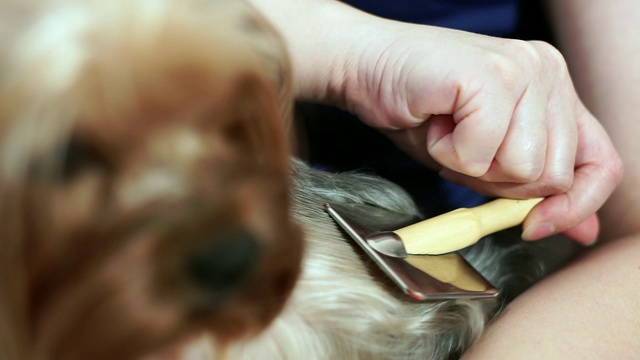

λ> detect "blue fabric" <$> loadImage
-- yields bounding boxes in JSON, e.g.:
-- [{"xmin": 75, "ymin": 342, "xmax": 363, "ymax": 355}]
[
  {"xmin": 441, "ymin": 180, "xmax": 488, "ymax": 209},
  {"xmin": 342, "ymin": 0, "xmax": 519, "ymax": 36}
]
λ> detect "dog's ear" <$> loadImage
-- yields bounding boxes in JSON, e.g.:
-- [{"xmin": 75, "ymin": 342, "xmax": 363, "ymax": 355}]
[
  {"xmin": 0, "ymin": 189, "xmax": 28, "ymax": 360},
  {"xmin": 227, "ymin": 71, "xmax": 292, "ymax": 174}
]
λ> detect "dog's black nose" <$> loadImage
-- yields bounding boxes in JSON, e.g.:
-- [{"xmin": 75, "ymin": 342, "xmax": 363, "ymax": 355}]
[{"xmin": 187, "ymin": 228, "xmax": 261, "ymax": 295}]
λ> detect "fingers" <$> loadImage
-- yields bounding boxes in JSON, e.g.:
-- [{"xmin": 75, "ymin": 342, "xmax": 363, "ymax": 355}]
[
  {"xmin": 483, "ymin": 83, "xmax": 548, "ymax": 183},
  {"xmin": 426, "ymin": 89, "xmax": 512, "ymax": 177},
  {"xmin": 425, "ymin": 49, "xmax": 551, "ymax": 183},
  {"xmin": 522, "ymin": 108, "xmax": 623, "ymax": 241},
  {"xmin": 427, "ymin": 83, "xmax": 565, "ymax": 185},
  {"xmin": 439, "ymin": 104, "xmax": 623, "ymax": 243},
  {"xmin": 424, "ymin": 40, "xmax": 611, "ymax": 243}
]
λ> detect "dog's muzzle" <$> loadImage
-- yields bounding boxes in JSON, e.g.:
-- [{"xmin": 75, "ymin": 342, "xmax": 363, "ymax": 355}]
[{"xmin": 186, "ymin": 227, "xmax": 261, "ymax": 298}]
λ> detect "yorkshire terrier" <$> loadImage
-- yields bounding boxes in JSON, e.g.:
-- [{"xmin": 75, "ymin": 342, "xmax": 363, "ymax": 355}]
[
  {"xmin": 0, "ymin": 0, "xmax": 301, "ymax": 359},
  {"xmin": 0, "ymin": 0, "xmax": 568, "ymax": 359}
]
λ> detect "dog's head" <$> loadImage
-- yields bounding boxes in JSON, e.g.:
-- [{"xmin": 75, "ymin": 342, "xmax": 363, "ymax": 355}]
[{"xmin": 0, "ymin": 0, "xmax": 302, "ymax": 359}]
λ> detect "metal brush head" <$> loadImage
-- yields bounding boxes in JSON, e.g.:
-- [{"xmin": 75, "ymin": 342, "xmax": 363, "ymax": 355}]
[{"xmin": 326, "ymin": 203, "xmax": 498, "ymax": 301}]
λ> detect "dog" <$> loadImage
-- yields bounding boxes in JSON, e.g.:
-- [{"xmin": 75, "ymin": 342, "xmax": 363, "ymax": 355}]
[
  {"xmin": 0, "ymin": 0, "xmax": 302, "ymax": 359},
  {"xmin": 0, "ymin": 0, "xmax": 561, "ymax": 359}
]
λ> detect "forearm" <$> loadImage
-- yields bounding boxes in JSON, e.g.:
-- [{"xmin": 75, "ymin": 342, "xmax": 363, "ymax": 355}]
[
  {"xmin": 244, "ymin": 0, "xmax": 369, "ymax": 105},
  {"xmin": 546, "ymin": 0, "xmax": 640, "ymax": 240},
  {"xmin": 462, "ymin": 233, "xmax": 640, "ymax": 359}
]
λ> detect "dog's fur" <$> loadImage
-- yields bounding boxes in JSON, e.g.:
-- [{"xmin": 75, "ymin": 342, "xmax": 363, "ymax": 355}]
[
  {"xmin": 209, "ymin": 160, "xmax": 547, "ymax": 360},
  {"xmin": 159, "ymin": 158, "xmax": 549, "ymax": 360},
  {"xmin": 0, "ymin": 1, "xmax": 302, "ymax": 359},
  {"xmin": 0, "ymin": 0, "xmax": 552, "ymax": 359}
]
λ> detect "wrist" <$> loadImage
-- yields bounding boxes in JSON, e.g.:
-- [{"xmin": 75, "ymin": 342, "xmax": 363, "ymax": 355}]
[{"xmin": 245, "ymin": 0, "xmax": 378, "ymax": 107}]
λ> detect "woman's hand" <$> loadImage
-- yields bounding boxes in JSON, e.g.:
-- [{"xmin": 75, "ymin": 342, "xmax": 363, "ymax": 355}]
[
  {"xmin": 342, "ymin": 21, "xmax": 623, "ymax": 244},
  {"xmin": 246, "ymin": 0, "xmax": 623, "ymax": 244}
]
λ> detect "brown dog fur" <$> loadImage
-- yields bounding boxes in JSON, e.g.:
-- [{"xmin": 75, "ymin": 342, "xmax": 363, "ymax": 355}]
[{"xmin": 0, "ymin": 0, "xmax": 302, "ymax": 359}]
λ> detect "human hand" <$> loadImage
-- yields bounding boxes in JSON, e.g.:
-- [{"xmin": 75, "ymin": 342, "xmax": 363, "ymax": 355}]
[{"xmin": 340, "ymin": 21, "xmax": 623, "ymax": 244}]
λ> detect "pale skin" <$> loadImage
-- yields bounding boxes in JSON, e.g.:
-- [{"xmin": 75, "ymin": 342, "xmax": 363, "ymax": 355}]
[
  {"xmin": 463, "ymin": 0, "xmax": 640, "ymax": 358},
  {"xmin": 461, "ymin": 234, "xmax": 640, "ymax": 359},
  {"xmin": 246, "ymin": 0, "xmax": 638, "ymax": 357}
]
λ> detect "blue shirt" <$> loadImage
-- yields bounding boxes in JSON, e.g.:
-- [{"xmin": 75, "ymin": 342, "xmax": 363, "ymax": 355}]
[{"xmin": 342, "ymin": 0, "xmax": 519, "ymax": 36}]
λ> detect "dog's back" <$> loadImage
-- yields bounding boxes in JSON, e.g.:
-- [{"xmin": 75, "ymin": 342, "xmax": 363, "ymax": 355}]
[{"xmin": 216, "ymin": 160, "xmax": 550, "ymax": 360}]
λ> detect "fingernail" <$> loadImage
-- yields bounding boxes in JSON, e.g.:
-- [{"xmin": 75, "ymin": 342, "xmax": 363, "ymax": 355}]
[{"xmin": 522, "ymin": 222, "xmax": 556, "ymax": 241}]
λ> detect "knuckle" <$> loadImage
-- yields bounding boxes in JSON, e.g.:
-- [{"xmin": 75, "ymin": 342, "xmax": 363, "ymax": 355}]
[
  {"xmin": 484, "ymin": 51, "xmax": 520, "ymax": 90},
  {"xmin": 483, "ymin": 40, "xmax": 554, "ymax": 95},
  {"xmin": 456, "ymin": 157, "xmax": 490, "ymax": 178},
  {"xmin": 561, "ymin": 210, "xmax": 584, "ymax": 232},
  {"xmin": 496, "ymin": 148, "xmax": 545, "ymax": 183},
  {"xmin": 426, "ymin": 141, "xmax": 490, "ymax": 178},
  {"xmin": 430, "ymin": 151, "xmax": 487, "ymax": 178},
  {"xmin": 538, "ymin": 171, "xmax": 573, "ymax": 195},
  {"xmin": 609, "ymin": 154, "xmax": 625, "ymax": 186},
  {"xmin": 516, "ymin": 40, "xmax": 544, "ymax": 70},
  {"xmin": 509, "ymin": 162, "xmax": 543, "ymax": 183},
  {"xmin": 529, "ymin": 40, "xmax": 568, "ymax": 75}
]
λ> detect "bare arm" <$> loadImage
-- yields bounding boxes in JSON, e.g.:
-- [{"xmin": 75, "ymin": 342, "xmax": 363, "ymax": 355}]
[
  {"xmin": 546, "ymin": 0, "xmax": 640, "ymax": 241},
  {"xmin": 245, "ymin": 0, "xmax": 363, "ymax": 103},
  {"xmin": 462, "ymin": 233, "xmax": 640, "ymax": 359}
]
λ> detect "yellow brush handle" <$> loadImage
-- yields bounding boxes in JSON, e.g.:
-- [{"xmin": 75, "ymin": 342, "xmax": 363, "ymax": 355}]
[
  {"xmin": 405, "ymin": 253, "xmax": 491, "ymax": 291},
  {"xmin": 396, "ymin": 197, "xmax": 544, "ymax": 255}
]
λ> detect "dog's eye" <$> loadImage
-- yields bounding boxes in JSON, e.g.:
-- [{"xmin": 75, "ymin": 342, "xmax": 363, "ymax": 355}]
[
  {"xmin": 27, "ymin": 135, "xmax": 111, "ymax": 182},
  {"xmin": 59, "ymin": 136, "xmax": 111, "ymax": 181}
]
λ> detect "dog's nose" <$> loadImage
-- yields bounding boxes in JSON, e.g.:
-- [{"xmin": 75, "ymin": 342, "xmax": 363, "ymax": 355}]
[{"xmin": 187, "ymin": 228, "xmax": 261, "ymax": 295}]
